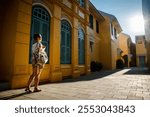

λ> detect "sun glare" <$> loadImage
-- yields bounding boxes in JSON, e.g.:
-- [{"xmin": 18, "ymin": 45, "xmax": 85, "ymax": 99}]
[{"xmin": 129, "ymin": 14, "xmax": 145, "ymax": 34}]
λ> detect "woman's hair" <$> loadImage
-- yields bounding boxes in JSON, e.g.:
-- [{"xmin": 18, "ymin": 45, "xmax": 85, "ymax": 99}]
[{"xmin": 34, "ymin": 33, "xmax": 42, "ymax": 41}]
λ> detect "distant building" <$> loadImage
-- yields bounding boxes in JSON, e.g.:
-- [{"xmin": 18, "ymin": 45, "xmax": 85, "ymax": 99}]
[
  {"xmin": 99, "ymin": 11, "xmax": 122, "ymax": 70},
  {"xmin": 130, "ymin": 42, "xmax": 136, "ymax": 67},
  {"xmin": 142, "ymin": 0, "xmax": 150, "ymax": 70},
  {"xmin": 135, "ymin": 35, "xmax": 147, "ymax": 67},
  {"xmin": 88, "ymin": 2, "xmax": 105, "ymax": 67},
  {"xmin": 118, "ymin": 33, "xmax": 133, "ymax": 67}
]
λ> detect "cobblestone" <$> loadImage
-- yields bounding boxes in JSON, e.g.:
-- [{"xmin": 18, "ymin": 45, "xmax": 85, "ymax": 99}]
[{"xmin": 0, "ymin": 67, "xmax": 150, "ymax": 100}]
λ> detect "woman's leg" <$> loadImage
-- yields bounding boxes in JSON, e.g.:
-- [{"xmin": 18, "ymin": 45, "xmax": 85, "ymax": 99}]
[
  {"xmin": 26, "ymin": 67, "xmax": 37, "ymax": 91},
  {"xmin": 34, "ymin": 66, "xmax": 42, "ymax": 91}
]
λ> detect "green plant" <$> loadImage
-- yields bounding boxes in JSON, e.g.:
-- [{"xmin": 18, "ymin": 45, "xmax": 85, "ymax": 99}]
[
  {"xmin": 91, "ymin": 61, "xmax": 103, "ymax": 72},
  {"xmin": 116, "ymin": 59, "xmax": 124, "ymax": 69}
]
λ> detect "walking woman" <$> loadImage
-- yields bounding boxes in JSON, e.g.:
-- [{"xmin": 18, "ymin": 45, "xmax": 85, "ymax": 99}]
[{"xmin": 25, "ymin": 33, "xmax": 48, "ymax": 93}]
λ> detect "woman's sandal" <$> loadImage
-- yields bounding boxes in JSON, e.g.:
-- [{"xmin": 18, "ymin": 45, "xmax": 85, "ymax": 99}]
[
  {"xmin": 33, "ymin": 88, "xmax": 42, "ymax": 92},
  {"xmin": 25, "ymin": 88, "xmax": 32, "ymax": 93}
]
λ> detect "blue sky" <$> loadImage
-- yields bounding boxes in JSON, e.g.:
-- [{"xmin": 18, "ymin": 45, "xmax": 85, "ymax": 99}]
[{"xmin": 90, "ymin": 0, "xmax": 145, "ymax": 42}]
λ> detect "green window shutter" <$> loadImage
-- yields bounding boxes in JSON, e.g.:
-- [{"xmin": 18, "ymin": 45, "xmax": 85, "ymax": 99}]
[
  {"xmin": 29, "ymin": 18, "xmax": 41, "ymax": 63},
  {"xmin": 41, "ymin": 22, "xmax": 50, "ymax": 58},
  {"xmin": 29, "ymin": 6, "xmax": 50, "ymax": 64},
  {"xmin": 89, "ymin": 14, "xmax": 93, "ymax": 29},
  {"xmin": 60, "ymin": 20, "xmax": 72, "ymax": 64},
  {"xmin": 78, "ymin": 28, "xmax": 85, "ymax": 64}
]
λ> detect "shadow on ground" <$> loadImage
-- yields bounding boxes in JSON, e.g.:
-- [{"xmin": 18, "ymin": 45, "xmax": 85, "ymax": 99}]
[
  {"xmin": 57, "ymin": 69, "xmax": 121, "ymax": 83},
  {"xmin": 0, "ymin": 69, "xmax": 122, "ymax": 100},
  {"xmin": 124, "ymin": 67, "xmax": 150, "ymax": 75},
  {"xmin": 0, "ymin": 92, "xmax": 30, "ymax": 100}
]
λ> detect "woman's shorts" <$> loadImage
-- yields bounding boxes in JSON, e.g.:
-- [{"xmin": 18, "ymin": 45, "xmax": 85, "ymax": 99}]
[{"xmin": 32, "ymin": 59, "xmax": 45, "ymax": 69}]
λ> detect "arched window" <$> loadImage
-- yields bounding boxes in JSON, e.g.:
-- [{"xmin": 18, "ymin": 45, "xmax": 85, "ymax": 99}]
[
  {"xmin": 29, "ymin": 6, "xmax": 50, "ymax": 63},
  {"xmin": 78, "ymin": 28, "xmax": 85, "ymax": 64},
  {"xmin": 60, "ymin": 20, "xmax": 72, "ymax": 64}
]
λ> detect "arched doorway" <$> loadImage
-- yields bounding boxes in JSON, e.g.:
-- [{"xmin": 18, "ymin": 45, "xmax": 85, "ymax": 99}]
[
  {"xmin": 29, "ymin": 5, "xmax": 50, "ymax": 63},
  {"xmin": 123, "ymin": 55, "xmax": 128, "ymax": 67}
]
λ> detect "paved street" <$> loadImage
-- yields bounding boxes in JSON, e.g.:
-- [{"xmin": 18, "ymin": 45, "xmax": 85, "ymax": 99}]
[{"xmin": 0, "ymin": 67, "xmax": 150, "ymax": 100}]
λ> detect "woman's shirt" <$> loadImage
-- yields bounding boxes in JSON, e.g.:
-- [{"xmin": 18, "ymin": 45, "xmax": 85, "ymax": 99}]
[
  {"xmin": 32, "ymin": 42, "xmax": 42, "ymax": 54},
  {"xmin": 32, "ymin": 42, "xmax": 43, "ymax": 60}
]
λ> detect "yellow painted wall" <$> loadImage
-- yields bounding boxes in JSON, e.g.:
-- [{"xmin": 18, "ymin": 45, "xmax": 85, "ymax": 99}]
[
  {"xmin": 88, "ymin": 11, "xmax": 102, "ymax": 63},
  {"xmin": 118, "ymin": 34, "xmax": 129, "ymax": 55},
  {"xmin": 118, "ymin": 33, "xmax": 132, "ymax": 67},
  {"xmin": 0, "ymin": 0, "xmax": 19, "ymax": 84},
  {"xmin": 88, "ymin": 11, "xmax": 116, "ymax": 70},
  {"xmin": 0, "ymin": 0, "xmax": 92, "ymax": 89},
  {"xmin": 136, "ymin": 36, "xmax": 147, "ymax": 67},
  {"xmin": 111, "ymin": 40, "xmax": 118, "ymax": 69},
  {"xmin": 11, "ymin": 0, "xmax": 33, "ymax": 88},
  {"xmin": 99, "ymin": 17, "xmax": 112, "ymax": 70},
  {"xmin": 0, "ymin": 0, "xmax": 123, "ymax": 90},
  {"xmin": 91, "ymin": 37, "xmax": 101, "ymax": 62},
  {"xmin": 90, "ymin": 18, "xmax": 101, "ymax": 62},
  {"xmin": 99, "ymin": 15, "xmax": 121, "ymax": 70},
  {"xmin": 136, "ymin": 42, "xmax": 147, "ymax": 55}
]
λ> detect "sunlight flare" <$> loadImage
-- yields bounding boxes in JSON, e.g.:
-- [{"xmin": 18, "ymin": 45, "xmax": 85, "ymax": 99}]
[{"xmin": 129, "ymin": 14, "xmax": 145, "ymax": 34}]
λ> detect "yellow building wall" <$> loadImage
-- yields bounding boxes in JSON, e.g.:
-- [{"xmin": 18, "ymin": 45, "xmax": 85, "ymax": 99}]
[
  {"xmin": 136, "ymin": 37, "xmax": 147, "ymax": 67},
  {"xmin": 90, "ymin": 16, "xmax": 101, "ymax": 62},
  {"xmin": 0, "ymin": 0, "xmax": 123, "ymax": 90},
  {"xmin": 99, "ymin": 17, "xmax": 112, "ymax": 70},
  {"xmin": 0, "ymin": 0, "xmax": 91, "ymax": 89},
  {"xmin": 111, "ymin": 40, "xmax": 119, "ymax": 69},
  {"xmin": 118, "ymin": 33, "xmax": 131, "ymax": 67},
  {"xmin": 93, "ymin": 16, "xmax": 103, "ymax": 62},
  {"xmin": 0, "ymin": 0, "xmax": 19, "ymax": 84},
  {"xmin": 11, "ymin": 0, "xmax": 32, "ymax": 88},
  {"xmin": 99, "ymin": 15, "xmax": 121, "ymax": 70},
  {"xmin": 50, "ymin": 4, "xmax": 63, "ymax": 82},
  {"xmin": 89, "ymin": 14, "xmax": 116, "ymax": 70},
  {"xmin": 87, "ymin": 13, "xmax": 99, "ymax": 62},
  {"xmin": 118, "ymin": 34, "xmax": 129, "ymax": 55},
  {"xmin": 136, "ymin": 43, "xmax": 147, "ymax": 55},
  {"xmin": 91, "ymin": 37, "xmax": 101, "ymax": 62}
]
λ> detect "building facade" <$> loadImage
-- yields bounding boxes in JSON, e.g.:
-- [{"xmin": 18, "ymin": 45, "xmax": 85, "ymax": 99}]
[
  {"xmin": 0, "ymin": 0, "xmax": 124, "ymax": 90},
  {"xmin": 88, "ymin": 2, "xmax": 104, "ymax": 66},
  {"xmin": 135, "ymin": 35, "xmax": 147, "ymax": 67},
  {"xmin": 0, "ymin": 0, "xmax": 91, "ymax": 89},
  {"xmin": 118, "ymin": 33, "xmax": 132, "ymax": 67},
  {"xmin": 0, "ymin": 0, "xmax": 108, "ymax": 89},
  {"xmin": 130, "ymin": 42, "xmax": 136, "ymax": 67},
  {"xmin": 99, "ymin": 11, "xmax": 122, "ymax": 70},
  {"xmin": 142, "ymin": 0, "xmax": 150, "ymax": 70}
]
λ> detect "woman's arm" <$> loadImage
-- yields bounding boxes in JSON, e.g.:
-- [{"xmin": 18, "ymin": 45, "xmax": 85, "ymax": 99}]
[{"xmin": 37, "ymin": 43, "xmax": 43, "ymax": 52}]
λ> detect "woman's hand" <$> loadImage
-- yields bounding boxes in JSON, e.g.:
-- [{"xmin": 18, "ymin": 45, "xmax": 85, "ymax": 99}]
[{"xmin": 42, "ymin": 45, "xmax": 46, "ymax": 48}]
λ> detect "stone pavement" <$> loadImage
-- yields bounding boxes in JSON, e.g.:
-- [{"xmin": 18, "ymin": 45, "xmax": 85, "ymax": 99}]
[{"xmin": 0, "ymin": 67, "xmax": 150, "ymax": 100}]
